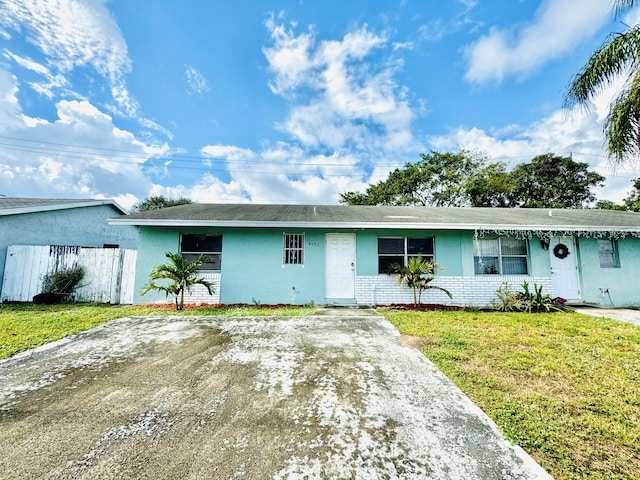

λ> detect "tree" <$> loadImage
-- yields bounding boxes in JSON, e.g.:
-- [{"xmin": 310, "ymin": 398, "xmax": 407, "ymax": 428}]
[
  {"xmin": 340, "ymin": 150, "xmax": 485, "ymax": 206},
  {"xmin": 466, "ymin": 161, "xmax": 516, "ymax": 207},
  {"xmin": 595, "ymin": 199, "xmax": 627, "ymax": 210},
  {"xmin": 141, "ymin": 252, "xmax": 214, "ymax": 310},
  {"xmin": 507, "ymin": 154, "xmax": 605, "ymax": 208},
  {"xmin": 623, "ymin": 177, "xmax": 640, "ymax": 211},
  {"xmin": 131, "ymin": 195, "xmax": 192, "ymax": 213},
  {"xmin": 564, "ymin": 0, "xmax": 640, "ymax": 164},
  {"xmin": 341, "ymin": 152, "xmax": 604, "ymax": 208},
  {"xmin": 390, "ymin": 256, "xmax": 452, "ymax": 307}
]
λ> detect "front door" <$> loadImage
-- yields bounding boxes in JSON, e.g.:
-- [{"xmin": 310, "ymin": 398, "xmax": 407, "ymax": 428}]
[
  {"xmin": 325, "ymin": 234, "xmax": 356, "ymax": 299},
  {"xmin": 549, "ymin": 236, "xmax": 580, "ymax": 300}
]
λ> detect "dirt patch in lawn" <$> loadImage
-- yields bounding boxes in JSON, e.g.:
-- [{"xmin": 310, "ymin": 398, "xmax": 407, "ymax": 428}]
[
  {"xmin": 400, "ymin": 334, "xmax": 429, "ymax": 351},
  {"xmin": 0, "ymin": 315, "xmax": 549, "ymax": 479}
]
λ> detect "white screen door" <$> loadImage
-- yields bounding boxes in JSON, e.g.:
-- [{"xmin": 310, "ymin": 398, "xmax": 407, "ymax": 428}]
[
  {"xmin": 325, "ymin": 234, "xmax": 356, "ymax": 299},
  {"xmin": 549, "ymin": 236, "xmax": 580, "ymax": 300}
]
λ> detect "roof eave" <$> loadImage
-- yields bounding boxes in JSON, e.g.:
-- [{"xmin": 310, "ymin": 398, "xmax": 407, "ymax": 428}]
[
  {"xmin": 1, "ymin": 199, "xmax": 127, "ymax": 216},
  {"xmin": 107, "ymin": 218, "xmax": 640, "ymax": 232}
]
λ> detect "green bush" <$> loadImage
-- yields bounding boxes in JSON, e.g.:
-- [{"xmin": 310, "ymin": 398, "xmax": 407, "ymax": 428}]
[
  {"xmin": 42, "ymin": 266, "xmax": 85, "ymax": 294},
  {"xmin": 495, "ymin": 281, "xmax": 561, "ymax": 313}
]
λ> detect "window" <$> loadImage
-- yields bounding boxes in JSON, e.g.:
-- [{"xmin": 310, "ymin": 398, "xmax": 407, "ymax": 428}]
[
  {"xmin": 378, "ymin": 237, "xmax": 434, "ymax": 273},
  {"xmin": 284, "ymin": 233, "xmax": 304, "ymax": 265},
  {"xmin": 474, "ymin": 237, "xmax": 528, "ymax": 275},
  {"xmin": 598, "ymin": 239, "xmax": 619, "ymax": 268},
  {"xmin": 180, "ymin": 234, "xmax": 222, "ymax": 270}
]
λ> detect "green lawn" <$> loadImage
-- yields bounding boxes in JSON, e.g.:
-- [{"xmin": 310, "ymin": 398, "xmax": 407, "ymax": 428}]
[
  {"xmin": 382, "ymin": 309, "xmax": 640, "ymax": 480},
  {"xmin": 0, "ymin": 303, "xmax": 314, "ymax": 360}
]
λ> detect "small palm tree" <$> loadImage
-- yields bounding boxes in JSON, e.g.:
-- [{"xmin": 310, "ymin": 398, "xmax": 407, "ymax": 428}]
[
  {"xmin": 141, "ymin": 252, "xmax": 214, "ymax": 310},
  {"xmin": 390, "ymin": 256, "xmax": 452, "ymax": 307}
]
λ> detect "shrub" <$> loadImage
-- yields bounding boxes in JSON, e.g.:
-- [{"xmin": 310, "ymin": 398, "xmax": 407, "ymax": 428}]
[
  {"xmin": 42, "ymin": 266, "xmax": 85, "ymax": 294},
  {"xmin": 494, "ymin": 281, "xmax": 561, "ymax": 313}
]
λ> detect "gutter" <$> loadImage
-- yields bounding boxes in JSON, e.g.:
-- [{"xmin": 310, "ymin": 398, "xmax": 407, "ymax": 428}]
[{"xmin": 107, "ymin": 218, "xmax": 640, "ymax": 234}]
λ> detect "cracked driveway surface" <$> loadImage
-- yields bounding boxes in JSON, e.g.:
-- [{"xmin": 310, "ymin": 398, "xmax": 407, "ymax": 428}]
[{"xmin": 0, "ymin": 312, "xmax": 550, "ymax": 479}]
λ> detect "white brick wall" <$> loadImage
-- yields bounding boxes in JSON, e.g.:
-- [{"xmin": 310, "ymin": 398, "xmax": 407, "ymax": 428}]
[
  {"xmin": 356, "ymin": 275, "xmax": 553, "ymax": 307},
  {"xmin": 182, "ymin": 273, "xmax": 221, "ymax": 305}
]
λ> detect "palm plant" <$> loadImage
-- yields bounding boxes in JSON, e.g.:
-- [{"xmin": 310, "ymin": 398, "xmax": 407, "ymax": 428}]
[
  {"xmin": 141, "ymin": 252, "xmax": 214, "ymax": 310},
  {"xmin": 390, "ymin": 256, "xmax": 452, "ymax": 307},
  {"xmin": 564, "ymin": 0, "xmax": 640, "ymax": 164}
]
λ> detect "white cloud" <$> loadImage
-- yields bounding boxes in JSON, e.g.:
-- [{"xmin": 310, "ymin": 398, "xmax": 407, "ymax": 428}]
[
  {"xmin": 464, "ymin": 0, "xmax": 611, "ymax": 84},
  {"xmin": 0, "ymin": 69, "xmax": 22, "ymax": 132},
  {"xmin": 264, "ymin": 20, "xmax": 418, "ymax": 160},
  {"xmin": 178, "ymin": 19, "xmax": 426, "ymax": 204},
  {"xmin": 263, "ymin": 17, "xmax": 316, "ymax": 94},
  {"xmin": 0, "ymin": 69, "xmax": 156, "ymax": 201},
  {"xmin": 149, "ymin": 175, "xmax": 249, "ymax": 204},
  {"xmin": 185, "ymin": 65, "xmax": 210, "ymax": 95},
  {"xmin": 196, "ymin": 141, "xmax": 373, "ymax": 204},
  {"xmin": 0, "ymin": 0, "xmax": 136, "ymax": 115},
  {"xmin": 417, "ymin": 20, "xmax": 448, "ymax": 42},
  {"xmin": 201, "ymin": 145, "xmax": 255, "ymax": 161},
  {"xmin": 2, "ymin": 50, "xmax": 69, "ymax": 99}
]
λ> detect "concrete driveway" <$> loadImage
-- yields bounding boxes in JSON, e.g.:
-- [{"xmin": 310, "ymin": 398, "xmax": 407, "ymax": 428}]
[
  {"xmin": 571, "ymin": 305, "xmax": 640, "ymax": 326},
  {"xmin": 0, "ymin": 310, "xmax": 550, "ymax": 479}
]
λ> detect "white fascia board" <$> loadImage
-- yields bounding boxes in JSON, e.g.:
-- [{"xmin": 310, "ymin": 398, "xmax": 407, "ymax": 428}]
[
  {"xmin": 107, "ymin": 218, "xmax": 640, "ymax": 233},
  {"xmin": 1, "ymin": 200, "xmax": 125, "ymax": 216}
]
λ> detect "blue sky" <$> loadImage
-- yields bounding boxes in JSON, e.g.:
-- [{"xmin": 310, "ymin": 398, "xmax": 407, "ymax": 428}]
[{"xmin": 1, "ymin": 0, "xmax": 640, "ymax": 209}]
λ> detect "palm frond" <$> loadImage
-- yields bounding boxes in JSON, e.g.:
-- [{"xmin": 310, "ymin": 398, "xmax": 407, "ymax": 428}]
[
  {"xmin": 613, "ymin": 0, "xmax": 640, "ymax": 16},
  {"xmin": 421, "ymin": 283, "xmax": 453, "ymax": 299},
  {"xmin": 565, "ymin": 27, "xmax": 640, "ymax": 109}
]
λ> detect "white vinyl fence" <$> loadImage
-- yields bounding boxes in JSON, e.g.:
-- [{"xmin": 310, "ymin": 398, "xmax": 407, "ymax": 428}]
[{"xmin": 1, "ymin": 245, "xmax": 137, "ymax": 304}]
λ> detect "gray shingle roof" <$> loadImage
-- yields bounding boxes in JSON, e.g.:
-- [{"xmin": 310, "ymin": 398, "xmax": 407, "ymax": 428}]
[
  {"xmin": 0, "ymin": 198, "xmax": 126, "ymax": 216},
  {"xmin": 111, "ymin": 203, "xmax": 640, "ymax": 233}
]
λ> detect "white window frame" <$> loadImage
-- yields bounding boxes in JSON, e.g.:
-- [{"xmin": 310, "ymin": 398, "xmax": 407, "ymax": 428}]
[
  {"xmin": 283, "ymin": 233, "xmax": 304, "ymax": 265},
  {"xmin": 474, "ymin": 237, "xmax": 529, "ymax": 275}
]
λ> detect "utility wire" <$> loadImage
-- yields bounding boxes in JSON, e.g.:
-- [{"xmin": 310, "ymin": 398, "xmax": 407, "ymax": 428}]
[{"xmin": 1, "ymin": 134, "xmax": 639, "ymax": 179}]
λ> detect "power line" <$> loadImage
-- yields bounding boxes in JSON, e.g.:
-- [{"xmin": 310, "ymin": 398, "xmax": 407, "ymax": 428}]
[
  {"xmin": 0, "ymin": 135, "xmax": 402, "ymax": 169},
  {"xmin": 1, "ymin": 134, "xmax": 639, "ymax": 180}
]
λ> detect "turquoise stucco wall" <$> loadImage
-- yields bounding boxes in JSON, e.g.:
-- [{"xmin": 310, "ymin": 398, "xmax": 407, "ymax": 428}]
[
  {"xmin": 577, "ymin": 236, "xmax": 640, "ymax": 307},
  {"xmin": 134, "ymin": 227, "xmax": 330, "ymax": 304},
  {"xmin": 133, "ymin": 226, "xmax": 639, "ymax": 306},
  {"xmin": 133, "ymin": 227, "xmax": 181, "ymax": 304},
  {"xmin": 220, "ymin": 228, "xmax": 325, "ymax": 304},
  {"xmin": 528, "ymin": 237, "xmax": 552, "ymax": 277},
  {"xmin": 134, "ymin": 227, "xmax": 467, "ymax": 305},
  {"xmin": 0, "ymin": 205, "xmax": 138, "ymax": 293}
]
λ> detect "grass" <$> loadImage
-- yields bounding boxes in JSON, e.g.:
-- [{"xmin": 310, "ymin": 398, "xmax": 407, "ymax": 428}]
[
  {"xmin": 382, "ymin": 309, "xmax": 640, "ymax": 480},
  {"xmin": 0, "ymin": 303, "xmax": 314, "ymax": 360}
]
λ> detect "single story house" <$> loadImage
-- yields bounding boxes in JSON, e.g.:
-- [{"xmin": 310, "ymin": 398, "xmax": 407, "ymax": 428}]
[
  {"xmin": 0, "ymin": 198, "xmax": 138, "ymax": 295},
  {"xmin": 110, "ymin": 204, "xmax": 640, "ymax": 308}
]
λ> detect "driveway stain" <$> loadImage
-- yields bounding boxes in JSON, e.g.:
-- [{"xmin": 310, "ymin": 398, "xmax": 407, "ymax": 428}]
[{"xmin": 0, "ymin": 314, "xmax": 551, "ymax": 479}]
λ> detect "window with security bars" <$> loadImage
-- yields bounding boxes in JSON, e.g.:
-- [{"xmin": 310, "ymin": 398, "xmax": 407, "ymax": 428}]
[
  {"xmin": 283, "ymin": 233, "xmax": 304, "ymax": 265},
  {"xmin": 474, "ymin": 237, "xmax": 528, "ymax": 275}
]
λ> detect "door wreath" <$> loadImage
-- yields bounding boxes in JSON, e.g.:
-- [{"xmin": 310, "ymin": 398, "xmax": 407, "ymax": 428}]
[{"xmin": 553, "ymin": 243, "xmax": 570, "ymax": 259}]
